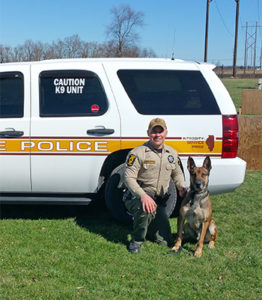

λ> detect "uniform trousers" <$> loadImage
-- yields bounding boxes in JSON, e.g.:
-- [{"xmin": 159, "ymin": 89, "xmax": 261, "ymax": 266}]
[{"xmin": 124, "ymin": 196, "xmax": 172, "ymax": 246}]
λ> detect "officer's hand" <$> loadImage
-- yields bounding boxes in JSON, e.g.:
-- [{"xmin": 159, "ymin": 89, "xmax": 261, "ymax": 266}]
[
  {"xmin": 178, "ymin": 187, "xmax": 187, "ymax": 198},
  {"xmin": 140, "ymin": 193, "xmax": 157, "ymax": 213}
]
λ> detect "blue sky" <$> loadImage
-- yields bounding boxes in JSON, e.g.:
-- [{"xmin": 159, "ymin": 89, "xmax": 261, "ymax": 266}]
[{"xmin": 0, "ymin": 0, "xmax": 261, "ymax": 66}]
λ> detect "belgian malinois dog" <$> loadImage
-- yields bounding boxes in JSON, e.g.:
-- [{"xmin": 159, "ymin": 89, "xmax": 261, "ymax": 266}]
[{"xmin": 172, "ymin": 156, "xmax": 218, "ymax": 257}]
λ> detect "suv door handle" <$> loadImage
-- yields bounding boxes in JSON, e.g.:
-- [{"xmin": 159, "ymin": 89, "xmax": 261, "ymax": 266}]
[
  {"xmin": 87, "ymin": 127, "xmax": 114, "ymax": 135},
  {"xmin": 0, "ymin": 128, "xmax": 24, "ymax": 138}
]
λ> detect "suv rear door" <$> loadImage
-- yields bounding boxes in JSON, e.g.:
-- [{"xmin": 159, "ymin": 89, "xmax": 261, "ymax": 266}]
[
  {"xmin": 103, "ymin": 61, "xmax": 227, "ymax": 190},
  {"xmin": 30, "ymin": 61, "xmax": 121, "ymax": 193},
  {"xmin": 104, "ymin": 61, "xmax": 222, "ymax": 156},
  {"xmin": 0, "ymin": 65, "xmax": 31, "ymax": 192}
]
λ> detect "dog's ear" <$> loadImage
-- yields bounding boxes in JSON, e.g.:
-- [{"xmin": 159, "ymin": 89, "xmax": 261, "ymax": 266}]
[
  {"xmin": 187, "ymin": 156, "xmax": 196, "ymax": 173},
  {"xmin": 203, "ymin": 156, "xmax": 212, "ymax": 173}
]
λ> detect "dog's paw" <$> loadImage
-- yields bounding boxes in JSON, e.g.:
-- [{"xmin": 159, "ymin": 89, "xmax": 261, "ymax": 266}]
[
  {"xmin": 194, "ymin": 248, "xmax": 203, "ymax": 257},
  {"xmin": 208, "ymin": 241, "xmax": 215, "ymax": 249},
  {"xmin": 171, "ymin": 246, "xmax": 182, "ymax": 253}
]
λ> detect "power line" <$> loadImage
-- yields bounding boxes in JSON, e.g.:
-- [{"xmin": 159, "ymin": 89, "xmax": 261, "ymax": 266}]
[
  {"xmin": 214, "ymin": 0, "xmax": 233, "ymax": 37},
  {"xmin": 258, "ymin": 0, "xmax": 261, "ymax": 24}
]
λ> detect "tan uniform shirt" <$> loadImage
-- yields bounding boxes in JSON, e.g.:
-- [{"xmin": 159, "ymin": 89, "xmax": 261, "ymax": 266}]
[{"xmin": 124, "ymin": 141, "xmax": 186, "ymax": 198}]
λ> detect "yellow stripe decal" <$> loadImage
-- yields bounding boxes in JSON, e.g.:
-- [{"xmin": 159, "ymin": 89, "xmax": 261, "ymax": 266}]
[{"xmin": 0, "ymin": 137, "xmax": 222, "ymax": 156}]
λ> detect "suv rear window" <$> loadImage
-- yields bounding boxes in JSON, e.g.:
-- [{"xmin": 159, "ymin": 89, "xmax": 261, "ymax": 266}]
[
  {"xmin": 117, "ymin": 70, "xmax": 220, "ymax": 115},
  {"xmin": 40, "ymin": 70, "xmax": 108, "ymax": 117},
  {"xmin": 0, "ymin": 72, "xmax": 24, "ymax": 118}
]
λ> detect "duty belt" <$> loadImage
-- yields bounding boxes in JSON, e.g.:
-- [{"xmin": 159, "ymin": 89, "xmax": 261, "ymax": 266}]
[
  {"xmin": 153, "ymin": 193, "xmax": 170, "ymax": 207},
  {"xmin": 123, "ymin": 190, "xmax": 170, "ymax": 207}
]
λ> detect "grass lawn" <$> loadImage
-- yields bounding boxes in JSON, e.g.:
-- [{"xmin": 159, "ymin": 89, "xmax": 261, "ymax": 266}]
[
  {"xmin": 221, "ymin": 78, "xmax": 257, "ymax": 111},
  {"xmin": 1, "ymin": 170, "xmax": 262, "ymax": 299}
]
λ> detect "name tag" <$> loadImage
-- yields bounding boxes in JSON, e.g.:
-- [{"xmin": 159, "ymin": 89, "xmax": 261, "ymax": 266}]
[{"xmin": 144, "ymin": 160, "xmax": 155, "ymax": 164}]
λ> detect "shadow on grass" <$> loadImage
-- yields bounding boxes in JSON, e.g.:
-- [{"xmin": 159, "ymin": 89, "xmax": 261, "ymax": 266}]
[
  {"xmin": 0, "ymin": 201, "xmax": 130, "ymax": 246},
  {"xmin": 75, "ymin": 203, "xmax": 131, "ymax": 246}
]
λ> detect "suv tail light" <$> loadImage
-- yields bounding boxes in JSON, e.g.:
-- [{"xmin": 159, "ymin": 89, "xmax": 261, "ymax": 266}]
[{"xmin": 222, "ymin": 115, "xmax": 239, "ymax": 158}]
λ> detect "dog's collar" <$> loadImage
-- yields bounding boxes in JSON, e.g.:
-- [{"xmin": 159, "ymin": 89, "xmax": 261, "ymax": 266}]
[{"xmin": 189, "ymin": 188, "xmax": 209, "ymax": 205}]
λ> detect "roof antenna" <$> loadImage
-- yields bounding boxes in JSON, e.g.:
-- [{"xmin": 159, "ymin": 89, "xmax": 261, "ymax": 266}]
[
  {"xmin": 171, "ymin": 47, "xmax": 175, "ymax": 60},
  {"xmin": 171, "ymin": 30, "xmax": 176, "ymax": 60}
]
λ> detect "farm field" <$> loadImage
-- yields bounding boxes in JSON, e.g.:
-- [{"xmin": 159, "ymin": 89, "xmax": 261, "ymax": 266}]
[{"xmin": 221, "ymin": 78, "xmax": 257, "ymax": 112}]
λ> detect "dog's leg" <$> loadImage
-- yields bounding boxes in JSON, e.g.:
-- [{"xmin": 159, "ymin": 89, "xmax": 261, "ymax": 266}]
[
  {"xmin": 194, "ymin": 221, "xmax": 209, "ymax": 257},
  {"xmin": 208, "ymin": 219, "xmax": 218, "ymax": 249},
  {"xmin": 171, "ymin": 213, "xmax": 185, "ymax": 252},
  {"xmin": 183, "ymin": 222, "xmax": 198, "ymax": 242}
]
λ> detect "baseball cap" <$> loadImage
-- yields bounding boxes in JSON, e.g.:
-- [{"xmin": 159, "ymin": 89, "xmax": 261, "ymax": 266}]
[{"xmin": 148, "ymin": 118, "xmax": 167, "ymax": 131}]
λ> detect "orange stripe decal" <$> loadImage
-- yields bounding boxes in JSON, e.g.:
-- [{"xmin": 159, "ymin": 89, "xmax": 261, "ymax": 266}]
[{"xmin": 0, "ymin": 136, "xmax": 222, "ymax": 156}]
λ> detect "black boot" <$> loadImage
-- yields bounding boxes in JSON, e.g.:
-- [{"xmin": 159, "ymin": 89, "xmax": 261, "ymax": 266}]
[{"xmin": 127, "ymin": 241, "xmax": 141, "ymax": 253}]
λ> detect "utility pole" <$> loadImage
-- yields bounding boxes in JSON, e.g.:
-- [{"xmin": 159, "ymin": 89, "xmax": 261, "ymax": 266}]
[
  {"xmin": 233, "ymin": 0, "xmax": 240, "ymax": 77},
  {"xmin": 243, "ymin": 22, "xmax": 262, "ymax": 73},
  {"xmin": 244, "ymin": 22, "xmax": 248, "ymax": 74},
  {"xmin": 253, "ymin": 22, "xmax": 258, "ymax": 74},
  {"xmin": 204, "ymin": 0, "xmax": 212, "ymax": 62}
]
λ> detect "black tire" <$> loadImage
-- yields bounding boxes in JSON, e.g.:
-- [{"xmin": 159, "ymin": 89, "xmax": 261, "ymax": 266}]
[
  {"xmin": 105, "ymin": 165, "xmax": 177, "ymax": 225},
  {"xmin": 105, "ymin": 171, "xmax": 133, "ymax": 225},
  {"xmin": 166, "ymin": 180, "xmax": 177, "ymax": 217}
]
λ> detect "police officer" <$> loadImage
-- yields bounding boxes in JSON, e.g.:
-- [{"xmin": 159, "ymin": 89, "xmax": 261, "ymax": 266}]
[{"xmin": 124, "ymin": 118, "xmax": 186, "ymax": 253}]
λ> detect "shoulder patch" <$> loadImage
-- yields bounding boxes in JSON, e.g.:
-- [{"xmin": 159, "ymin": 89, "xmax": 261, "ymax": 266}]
[
  {"xmin": 127, "ymin": 154, "xmax": 136, "ymax": 166},
  {"xmin": 168, "ymin": 155, "xmax": 174, "ymax": 163}
]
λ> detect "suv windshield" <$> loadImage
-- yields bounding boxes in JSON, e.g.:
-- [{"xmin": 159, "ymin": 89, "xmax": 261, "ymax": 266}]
[{"xmin": 117, "ymin": 70, "xmax": 220, "ymax": 115}]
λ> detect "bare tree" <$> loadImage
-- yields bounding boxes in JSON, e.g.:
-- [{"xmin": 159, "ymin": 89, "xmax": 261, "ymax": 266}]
[
  {"xmin": 30, "ymin": 41, "xmax": 48, "ymax": 61},
  {"xmin": 140, "ymin": 47, "xmax": 156, "ymax": 58},
  {"xmin": 12, "ymin": 45, "xmax": 25, "ymax": 62},
  {"xmin": 0, "ymin": 45, "xmax": 14, "ymax": 62},
  {"xmin": 80, "ymin": 42, "xmax": 90, "ymax": 58},
  {"xmin": 22, "ymin": 40, "xmax": 35, "ymax": 61},
  {"xmin": 63, "ymin": 34, "xmax": 83, "ymax": 58},
  {"xmin": 51, "ymin": 39, "xmax": 65, "ymax": 59},
  {"xmin": 106, "ymin": 5, "xmax": 144, "ymax": 57}
]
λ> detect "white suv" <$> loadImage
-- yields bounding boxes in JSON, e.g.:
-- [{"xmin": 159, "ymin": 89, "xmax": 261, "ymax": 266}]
[{"xmin": 0, "ymin": 58, "xmax": 246, "ymax": 223}]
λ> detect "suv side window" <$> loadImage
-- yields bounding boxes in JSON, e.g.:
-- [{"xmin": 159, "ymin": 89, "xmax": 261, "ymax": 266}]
[
  {"xmin": 117, "ymin": 70, "xmax": 220, "ymax": 115},
  {"xmin": 40, "ymin": 70, "xmax": 108, "ymax": 117},
  {"xmin": 0, "ymin": 72, "xmax": 24, "ymax": 118}
]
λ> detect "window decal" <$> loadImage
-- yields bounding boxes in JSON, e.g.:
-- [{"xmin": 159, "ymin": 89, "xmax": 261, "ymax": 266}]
[
  {"xmin": 91, "ymin": 104, "xmax": 100, "ymax": 113},
  {"xmin": 40, "ymin": 70, "xmax": 108, "ymax": 117}
]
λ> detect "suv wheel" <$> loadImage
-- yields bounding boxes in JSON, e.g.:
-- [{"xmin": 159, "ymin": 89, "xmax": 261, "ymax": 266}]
[{"xmin": 105, "ymin": 164, "xmax": 177, "ymax": 225}]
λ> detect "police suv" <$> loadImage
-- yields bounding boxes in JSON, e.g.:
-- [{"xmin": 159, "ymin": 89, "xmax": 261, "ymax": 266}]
[{"xmin": 0, "ymin": 58, "xmax": 246, "ymax": 223}]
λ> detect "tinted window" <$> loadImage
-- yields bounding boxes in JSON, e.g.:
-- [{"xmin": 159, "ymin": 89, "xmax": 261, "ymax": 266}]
[
  {"xmin": 0, "ymin": 72, "xmax": 24, "ymax": 118},
  {"xmin": 117, "ymin": 70, "xmax": 220, "ymax": 115},
  {"xmin": 40, "ymin": 70, "xmax": 108, "ymax": 117}
]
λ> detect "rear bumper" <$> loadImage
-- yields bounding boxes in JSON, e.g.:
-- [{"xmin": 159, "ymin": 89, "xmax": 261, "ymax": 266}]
[{"xmin": 180, "ymin": 157, "xmax": 246, "ymax": 194}]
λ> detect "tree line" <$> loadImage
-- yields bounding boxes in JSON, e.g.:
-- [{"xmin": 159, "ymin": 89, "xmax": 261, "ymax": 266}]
[
  {"xmin": 0, "ymin": 5, "xmax": 156, "ymax": 63},
  {"xmin": 0, "ymin": 34, "xmax": 156, "ymax": 63}
]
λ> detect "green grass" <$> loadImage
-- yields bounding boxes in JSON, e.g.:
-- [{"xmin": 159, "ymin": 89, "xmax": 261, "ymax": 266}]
[
  {"xmin": 1, "ymin": 170, "xmax": 262, "ymax": 299},
  {"xmin": 221, "ymin": 78, "xmax": 257, "ymax": 112}
]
